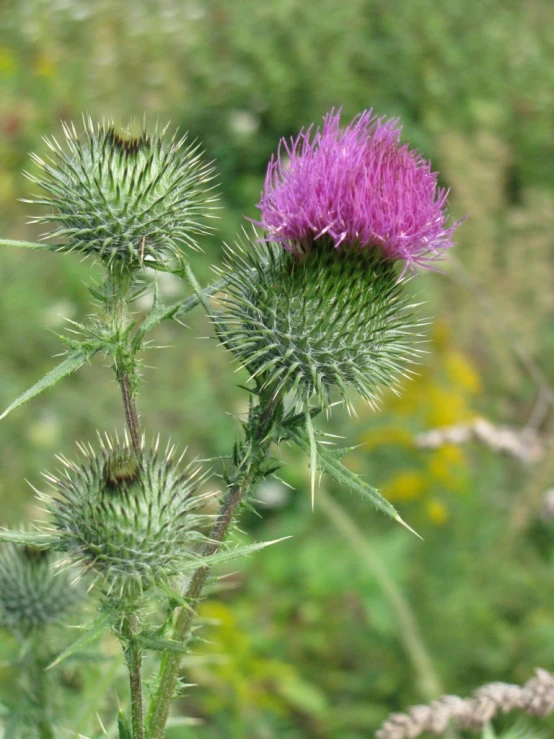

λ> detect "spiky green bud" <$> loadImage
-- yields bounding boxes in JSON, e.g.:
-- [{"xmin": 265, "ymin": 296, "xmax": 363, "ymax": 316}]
[
  {"xmin": 0, "ymin": 544, "xmax": 81, "ymax": 636},
  {"xmin": 217, "ymin": 238, "xmax": 424, "ymax": 408},
  {"xmin": 45, "ymin": 437, "xmax": 213, "ymax": 596},
  {"xmin": 25, "ymin": 119, "xmax": 217, "ymax": 269}
]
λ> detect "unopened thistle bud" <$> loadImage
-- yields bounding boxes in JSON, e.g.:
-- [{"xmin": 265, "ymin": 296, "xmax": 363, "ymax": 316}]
[
  {"xmin": 218, "ymin": 108, "xmax": 461, "ymax": 408},
  {"xmin": 0, "ymin": 544, "xmax": 81, "ymax": 636},
  {"xmin": 25, "ymin": 119, "xmax": 217, "ymax": 269},
  {"xmin": 218, "ymin": 238, "xmax": 421, "ymax": 408},
  {"xmin": 44, "ymin": 437, "xmax": 213, "ymax": 596}
]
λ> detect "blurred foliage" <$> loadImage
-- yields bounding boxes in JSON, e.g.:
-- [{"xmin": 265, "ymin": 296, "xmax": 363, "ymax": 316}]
[{"xmin": 0, "ymin": 0, "xmax": 553, "ymax": 736}]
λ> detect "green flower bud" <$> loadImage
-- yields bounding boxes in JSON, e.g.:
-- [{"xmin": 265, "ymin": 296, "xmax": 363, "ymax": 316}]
[
  {"xmin": 45, "ymin": 437, "xmax": 213, "ymax": 596},
  {"xmin": 217, "ymin": 238, "xmax": 424, "ymax": 409},
  {"xmin": 25, "ymin": 119, "xmax": 218, "ymax": 270},
  {"xmin": 0, "ymin": 544, "xmax": 81, "ymax": 636}
]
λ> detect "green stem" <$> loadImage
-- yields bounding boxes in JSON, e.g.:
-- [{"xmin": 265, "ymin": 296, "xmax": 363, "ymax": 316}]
[
  {"xmin": 106, "ymin": 271, "xmax": 144, "ymax": 736},
  {"xmin": 147, "ymin": 392, "xmax": 281, "ymax": 739},
  {"xmin": 105, "ymin": 271, "xmax": 142, "ymax": 456},
  {"xmin": 174, "ymin": 273, "xmax": 234, "ymax": 320},
  {"xmin": 133, "ymin": 273, "xmax": 236, "ymax": 353},
  {"xmin": 119, "ymin": 367, "xmax": 142, "ymax": 457},
  {"xmin": 182, "ymin": 259, "xmax": 214, "ymax": 315},
  {"xmin": 121, "ymin": 613, "xmax": 145, "ymax": 739}
]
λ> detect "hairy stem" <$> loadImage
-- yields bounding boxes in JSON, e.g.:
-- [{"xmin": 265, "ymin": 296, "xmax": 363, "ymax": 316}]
[
  {"xmin": 105, "ymin": 271, "xmax": 142, "ymax": 455},
  {"xmin": 182, "ymin": 259, "xmax": 213, "ymax": 314},
  {"xmin": 121, "ymin": 613, "xmax": 145, "ymax": 739},
  {"xmin": 105, "ymin": 271, "xmax": 145, "ymax": 736},
  {"xmin": 119, "ymin": 368, "xmax": 141, "ymax": 457},
  {"xmin": 174, "ymin": 273, "xmax": 234, "ymax": 320},
  {"xmin": 147, "ymin": 392, "xmax": 281, "ymax": 738}
]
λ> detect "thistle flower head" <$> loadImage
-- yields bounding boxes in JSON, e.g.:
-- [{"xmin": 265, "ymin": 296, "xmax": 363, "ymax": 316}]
[
  {"xmin": 45, "ymin": 436, "xmax": 213, "ymax": 597},
  {"xmin": 217, "ymin": 235, "xmax": 424, "ymax": 409},
  {"xmin": 0, "ymin": 544, "xmax": 81, "ymax": 636},
  {"xmin": 25, "ymin": 119, "xmax": 218, "ymax": 270},
  {"xmin": 256, "ymin": 109, "xmax": 460, "ymax": 269}
]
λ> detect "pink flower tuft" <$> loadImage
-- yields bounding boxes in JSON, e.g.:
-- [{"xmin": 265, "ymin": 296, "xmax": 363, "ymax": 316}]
[{"xmin": 255, "ymin": 109, "xmax": 462, "ymax": 269}]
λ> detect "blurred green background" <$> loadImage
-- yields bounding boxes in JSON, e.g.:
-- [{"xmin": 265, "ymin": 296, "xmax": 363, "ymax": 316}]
[{"xmin": 0, "ymin": 0, "xmax": 553, "ymax": 736}]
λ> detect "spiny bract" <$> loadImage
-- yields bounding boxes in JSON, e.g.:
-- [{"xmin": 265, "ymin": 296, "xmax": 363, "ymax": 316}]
[
  {"xmin": 0, "ymin": 544, "xmax": 81, "ymax": 635},
  {"xmin": 25, "ymin": 119, "xmax": 218, "ymax": 269},
  {"xmin": 45, "ymin": 437, "xmax": 213, "ymax": 595},
  {"xmin": 216, "ymin": 237, "xmax": 424, "ymax": 409}
]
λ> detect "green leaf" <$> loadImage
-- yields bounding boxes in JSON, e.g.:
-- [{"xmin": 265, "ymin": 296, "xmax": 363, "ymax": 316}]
[
  {"xmin": 274, "ymin": 407, "xmax": 323, "ymax": 443},
  {"xmin": 136, "ymin": 634, "xmax": 191, "ymax": 655},
  {"xmin": 324, "ymin": 445, "xmax": 362, "ymax": 460},
  {"xmin": 305, "ymin": 410, "xmax": 317, "ymax": 511},
  {"xmin": 191, "ymin": 536, "xmax": 292, "ymax": 571},
  {"xmin": 174, "ymin": 272, "xmax": 233, "ymax": 316},
  {"xmin": 289, "ymin": 428, "xmax": 421, "ymax": 538},
  {"xmin": 132, "ymin": 289, "xmax": 177, "ymax": 352},
  {"xmin": 156, "ymin": 582, "xmax": 196, "ymax": 610},
  {"xmin": 0, "ymin": 530, "xmax": 59, "ymax": 548},
  {"xmin": 117, "ymin": 711, "xmax": 133, "ymax": 739},
  {"xmin": 281, "ymin": 406, "xmax": 323, "ymax": 429},
  {"xmin": 166, "ymin": 716, "xmax": 204, "ymax": 727},
  {"xmin": 0, "ymin": 347, "xmax": 97, "ymax": 420},
  {"xmin": 132, "ymin": 273, "xmax": 236, "ymax": 351},
  {"xmin": 0, "ymin": 238, "xmax": 57, "ymax": 250},
  {"xmin": 47, "ymin": 613, "xmax": 112, "ymax": 670}
]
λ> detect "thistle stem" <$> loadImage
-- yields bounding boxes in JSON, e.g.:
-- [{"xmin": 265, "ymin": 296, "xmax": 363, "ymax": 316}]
[
  {"xmin": 104, "ymin": 269, "xmax": 144, "ymax": 736},
  {"xmin": 147, "ymin": 391, "xmax": 281, "ymax": 739},
  {"xmin": 121, "ymin": 613, "xmax": 145, "ymax": 739},
  {"xmin": 174, "ymin": 273, "xmax": 234, "ymax": 320},
  {"xmin": 104, "ymin": 270, "xmax": 143, "ymax": 456},
  {"xmin": 119, "ymin": 368, "xmax": 142, "ymax": 457},
  {"xmin": 182, "ymin": 258, "xmax": 213, "ymax": 314}
]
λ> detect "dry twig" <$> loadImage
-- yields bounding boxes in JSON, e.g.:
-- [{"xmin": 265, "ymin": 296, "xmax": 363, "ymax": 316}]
[
  {"xmin": 414, "ymin": 418, "xmax": 545, "ymax": 465},
  {"xmin": 377, "ymin": 669, "xmax": 554, "ymax": 738}
]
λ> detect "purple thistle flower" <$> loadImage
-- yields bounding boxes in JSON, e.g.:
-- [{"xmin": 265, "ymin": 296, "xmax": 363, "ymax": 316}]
[{"xmin": 256, "ymin": 109, "xmax": 461, "ymax": 269}]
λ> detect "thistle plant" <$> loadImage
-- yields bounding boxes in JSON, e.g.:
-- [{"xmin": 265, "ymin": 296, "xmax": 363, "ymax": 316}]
[
  {"xmin": 45, "ymin": 436, "xmax": 213, "ymax": 597},
  {"xmin": 25, "ymin": 119, "xmax": 218, "ymax": 270},
  {"xmin": 0, "ymin": 544, "xmax": 82, "ymax": 737},
  {"xmin": 256, "ymin": 109, "xmax": 458, "ymax": 267},
  {"xmin": 218, "ymin": 110, "xmax": 458, "ymax": 414},
  {"xmin": 0, "ymin": 110, "xmax": 461, "ymax": 737},
  {"xmin": 0, "ymin": 544, "xmax": 80, "ymax": 636}
]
